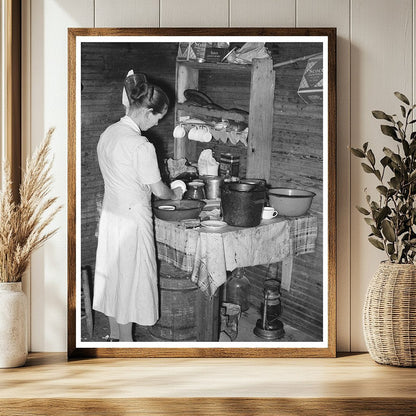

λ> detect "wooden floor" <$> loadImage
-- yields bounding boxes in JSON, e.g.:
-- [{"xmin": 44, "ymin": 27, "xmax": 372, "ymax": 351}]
[{"xmin": 1, "ymin": 352, "xmax": 415, "ymax": 415}]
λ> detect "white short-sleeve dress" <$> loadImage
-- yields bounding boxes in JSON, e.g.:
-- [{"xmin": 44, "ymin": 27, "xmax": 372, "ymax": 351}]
[{"xmin": 93, "ymin": 115, "xmax": 161, "ymax": 325}]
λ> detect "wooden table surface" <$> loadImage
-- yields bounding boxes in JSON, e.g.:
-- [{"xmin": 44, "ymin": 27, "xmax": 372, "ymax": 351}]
[{"xmin": 1, "ymin": 352, "xmax": 415, "ymax": 415}]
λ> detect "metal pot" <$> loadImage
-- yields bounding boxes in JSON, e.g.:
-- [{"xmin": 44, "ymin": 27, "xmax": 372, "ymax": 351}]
[
  {"xmin": 201, "ymin": 175, "xmax": 223, "ymax": 199},
  {"xmin": 221, "ymin": 182, "xmax": 266, "ymax": 227}
]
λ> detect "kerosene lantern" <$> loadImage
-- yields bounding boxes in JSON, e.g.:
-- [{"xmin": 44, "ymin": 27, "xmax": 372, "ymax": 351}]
[{"xmin": 253, "ymin": 279, "xmax": 285, "ymax": 340}]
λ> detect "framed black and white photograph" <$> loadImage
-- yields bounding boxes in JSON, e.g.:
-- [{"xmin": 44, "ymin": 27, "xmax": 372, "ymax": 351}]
[{"xmin": 68, "ymin": 28, "xmax": 336, "ymax": 358}]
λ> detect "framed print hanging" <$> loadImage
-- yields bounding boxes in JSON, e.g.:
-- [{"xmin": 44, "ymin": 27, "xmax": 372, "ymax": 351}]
[{"xmin": 68, "ymin": 27, "xmax": 336, "ymax": 358}]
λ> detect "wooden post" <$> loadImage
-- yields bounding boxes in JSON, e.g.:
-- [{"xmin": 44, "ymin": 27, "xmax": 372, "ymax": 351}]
[
  {"xmin": 246, "ymin": 58, "xmax": 275, "ymax": 182},
  {"xmin": 173, "ymin": 136, "xmax": 188, "ymax": 160},
  {"xmin": 174, "ymin": 63, "xmax": 198, "ymax": 161},
  {"xmin": 195, "ymin": 288, "xmax": 220, "ymax": 342},
  {"xmin": 81, "ymin": 267, "xmax": 93, "ymax": 339},
  {"xmin": 281, "ymin": 256, "xmax": 294, "ymax": 292}
]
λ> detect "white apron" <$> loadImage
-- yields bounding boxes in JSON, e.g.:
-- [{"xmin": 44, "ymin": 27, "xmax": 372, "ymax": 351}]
[{"xmin": 93, "ymin": 116, "xmax": 161, "ymax": 325}]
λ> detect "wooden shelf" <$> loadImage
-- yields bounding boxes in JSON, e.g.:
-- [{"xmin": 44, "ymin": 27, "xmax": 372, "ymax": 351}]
[
  {"xmin": 177, "ymin": 102, "xmax": 249, "ymax": 123},
  {"xmin": 177, "ymin": 60, "xmax": 252, "ymax": 72},
  {"xmin": 1, "ymin": 353, "xmax": 416, "ymax": 415},
  {"xmin": 174, "ymin": 58, "xmax": 275, "ymax": 182}
]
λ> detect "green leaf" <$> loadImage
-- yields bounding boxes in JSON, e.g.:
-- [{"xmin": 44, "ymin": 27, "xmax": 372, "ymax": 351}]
[
  {"xmin": 374, "ymin": 170, "xmax": 382, "ymax": 181},
  {"xmin": 367, "ymin": 149, "xmax": 375, "ymax": 166},
  {"xmin": 371, "ymin": 225, "xmax": 383, "ymax": 238},
  {"xmin": 392, "ymin": 154, "xmax": 403, "ymax": 166},
  {"xmin": 361, "ymin": 163, "xmax": 374, "ymax": 174},
  {"xmin": 400, "ymin": 106, "xmax": 406, "ymax": 117},
  {"xmin": 364, "ymin": 217, "xmax": 375, "ymax": 226},
  {"xmin": 381, "ymin": 156, "xmax": 390, "ymax": 167},
  {"xmin": 363, "ymin": 142, "xmax": 369, "ymax": 152},
  {"xmin": 387, "ymin": 243, "xmax": 395, "ymax": 255},
  {"xmin": 394, "ymin": 91, "xmax": 410, "ymax": 105},
  {"xmin": 372, "ymin": 110, "xmax": 394, "ymax": 122},
  {"xmin": 381, "ymin": 125, "xmax": 399, "ymax": 140},
  {"xmin": 383, "ymin": 147, "xmax": 403, "ymax": 166},
  {"xmin": 409, "ymin": 120, "xmax": 416, "ymax": 124},
  {"xmin": 350, "ymin": 147, "xmax": 366, "ymax": 158},
  {"xmin": 376, "ymin": 185, "xmax": 388, "ymax": 196},
  {"xmin": 376, "ymin": 206, "xmax": 390, "ymax": 224},
  {"xmin": 356, "ymin": 206, "xmax": 370, "ymax": 215},
  {"xmin": 382, "ymin": 219, "xmax": 396, "ymax": 242},
  {"xmin": 383, "ymin": 147, "xmax": 395, "ymax": 158},
  {"xmin": 409, "ymin": 169, "xmax": 416, "ymax": 182},
  {"xmin": 370, "ymin": 201, "xmax": 380, "ymax": 210},
  {"xmin": 369, "ymin": 237, "xmax": 385, "ymax": 251},
  {"xmin": 403, "ymin": 140, "xmax": 410, "ymax": 156},
  {"xmin": 389, "ymin": 176, "xmax": 401, "ymax": 190}
]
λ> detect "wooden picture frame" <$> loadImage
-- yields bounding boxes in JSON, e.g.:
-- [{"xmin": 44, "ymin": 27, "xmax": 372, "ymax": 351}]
[{"xmin": 68, "ymin": 28, "xmax": 336, "ymax": 358}]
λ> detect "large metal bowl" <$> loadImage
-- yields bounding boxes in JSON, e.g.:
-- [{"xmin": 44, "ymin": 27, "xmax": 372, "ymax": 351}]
[
  {"xmin": 268, "ymin": 188, "xmax": 315, "ymax": 217},
  {"xmin": 153, "ymin": 199, "xmax": 206, "ymax": 221}
]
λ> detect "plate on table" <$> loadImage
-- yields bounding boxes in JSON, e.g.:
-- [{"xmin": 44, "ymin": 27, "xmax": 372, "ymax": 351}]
[{"xmin": 200, "ymin": 220, "xmax": 227, "ymax": 229}]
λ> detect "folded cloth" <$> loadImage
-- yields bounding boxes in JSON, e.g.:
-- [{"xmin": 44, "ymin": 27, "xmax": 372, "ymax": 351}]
[
  {"xmin": 155, "ymin": 220, "xmax": 199, "ymax": 272},
  {"xmin": 198, "ymin": 149, "xmax": 219, "ymax": 176},
  {"xmin": 226, "ymin": 42, "xmax": 270, "ymax": 64},
  {"xmin": 191, "ymin": 232, "xmax": 226, "ymax": 297},
  {"xmin": 191, "ymin": 221, "xmax": 290, "ymax": 297},
  {"xmin": 122, "ymin": 69, "xmax": 135, "ymax": 113}
]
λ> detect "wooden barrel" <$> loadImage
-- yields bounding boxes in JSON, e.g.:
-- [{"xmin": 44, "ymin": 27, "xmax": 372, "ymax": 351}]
[{"xmin": 149, "ymin": 262, "xmax": 198, "ymax": 341}]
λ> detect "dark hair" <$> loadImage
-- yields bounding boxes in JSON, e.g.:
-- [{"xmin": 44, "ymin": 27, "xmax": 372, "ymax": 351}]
[{"xmin": 128, "ymin": 81, "xmax": 169, "ymax": 115}]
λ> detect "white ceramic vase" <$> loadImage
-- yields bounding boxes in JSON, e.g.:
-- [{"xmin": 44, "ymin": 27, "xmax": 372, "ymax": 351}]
[{"xmin": 0, "ymin": 282, "xmax": 28, "ymax": 368}]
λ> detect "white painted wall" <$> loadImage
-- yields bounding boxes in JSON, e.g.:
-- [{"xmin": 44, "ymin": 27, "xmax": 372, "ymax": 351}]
[{"xmin": 22, "ymin": 0, "xmax": 416, "ymax": 352}]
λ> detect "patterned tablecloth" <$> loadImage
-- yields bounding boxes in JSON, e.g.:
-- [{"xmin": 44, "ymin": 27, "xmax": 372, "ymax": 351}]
[{"xmin": 155, "ymin": 215, "xmax": 318, "ymax": 297}]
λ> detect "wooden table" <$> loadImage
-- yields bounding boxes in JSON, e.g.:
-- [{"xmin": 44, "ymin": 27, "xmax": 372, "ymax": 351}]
[
  {"xmin": 1, "ymin": 353, "xmax": 415, "ymax": 415},
  {"xmin": 155, "ymin": 215, "xmax": 318, "ymax": 341}
]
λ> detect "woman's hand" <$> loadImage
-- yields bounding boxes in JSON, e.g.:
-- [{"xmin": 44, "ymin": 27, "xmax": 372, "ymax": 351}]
[{"xmin": 150, "ymin": 180, "xmax": 183, "ymax": 200}]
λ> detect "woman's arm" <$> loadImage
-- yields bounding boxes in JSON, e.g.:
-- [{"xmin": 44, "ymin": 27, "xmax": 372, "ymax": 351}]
[{"xmin": 150, "ymin": 180, "xmax": 183, "ymax": 200}]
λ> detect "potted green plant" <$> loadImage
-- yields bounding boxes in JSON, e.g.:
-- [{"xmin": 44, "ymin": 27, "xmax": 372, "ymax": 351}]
[
  {"xmin": 0, "ymin": 128, "xmax": 60, "ymax": 368},
  {"xmin": 351, "ymin": 92, "xmax": 416, "ymax": 367}
]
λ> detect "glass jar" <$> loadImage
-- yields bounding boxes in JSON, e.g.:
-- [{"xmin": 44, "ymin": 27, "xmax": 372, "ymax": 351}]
[
  {"xmin": 185, "ymin": 181, "xmax": 206, "ymax": 200},
  {"xmin": 225, "ymin": 268, "xmax": 250, "ymax": 312}
]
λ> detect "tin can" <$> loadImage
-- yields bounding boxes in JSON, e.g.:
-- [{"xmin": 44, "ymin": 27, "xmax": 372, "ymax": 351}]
[{"xmin": 220, "ymin": 153, "xmax": 240, "ymax": 177}]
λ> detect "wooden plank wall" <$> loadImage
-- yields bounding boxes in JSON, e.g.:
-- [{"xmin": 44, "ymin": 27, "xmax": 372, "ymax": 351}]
[
  {"xmin": 269, "ymin": 42, "xmax": 323, "ymax": 338},
  {"xmin": 81, "ymin": 41, "xmax": 324, "ymax": 339},
  {"xmin": 81, "ymin": 42, "xmax": 178, "ymax": 268}
]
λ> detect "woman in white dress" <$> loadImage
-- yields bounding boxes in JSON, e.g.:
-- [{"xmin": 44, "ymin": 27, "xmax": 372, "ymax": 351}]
[{"xmin": 93, "ymin": 79, "xmax": 183, "ymax": 342}]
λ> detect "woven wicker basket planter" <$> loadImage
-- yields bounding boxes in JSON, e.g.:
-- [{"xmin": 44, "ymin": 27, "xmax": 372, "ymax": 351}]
[{"xmin": 363, "ymin": 262, "xmax": 416, "ymax": 367}]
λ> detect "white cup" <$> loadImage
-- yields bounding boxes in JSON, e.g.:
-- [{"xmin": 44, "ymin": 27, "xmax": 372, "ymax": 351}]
[{"xmin": 262, "ymin": 206, "xmax": 278, "ymax": 220}]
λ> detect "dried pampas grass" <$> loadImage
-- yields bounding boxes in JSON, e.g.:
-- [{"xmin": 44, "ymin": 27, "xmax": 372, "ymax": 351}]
[{"xmin": 0, "ymin": 128, "xmax": 61, "ymax": 283}]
